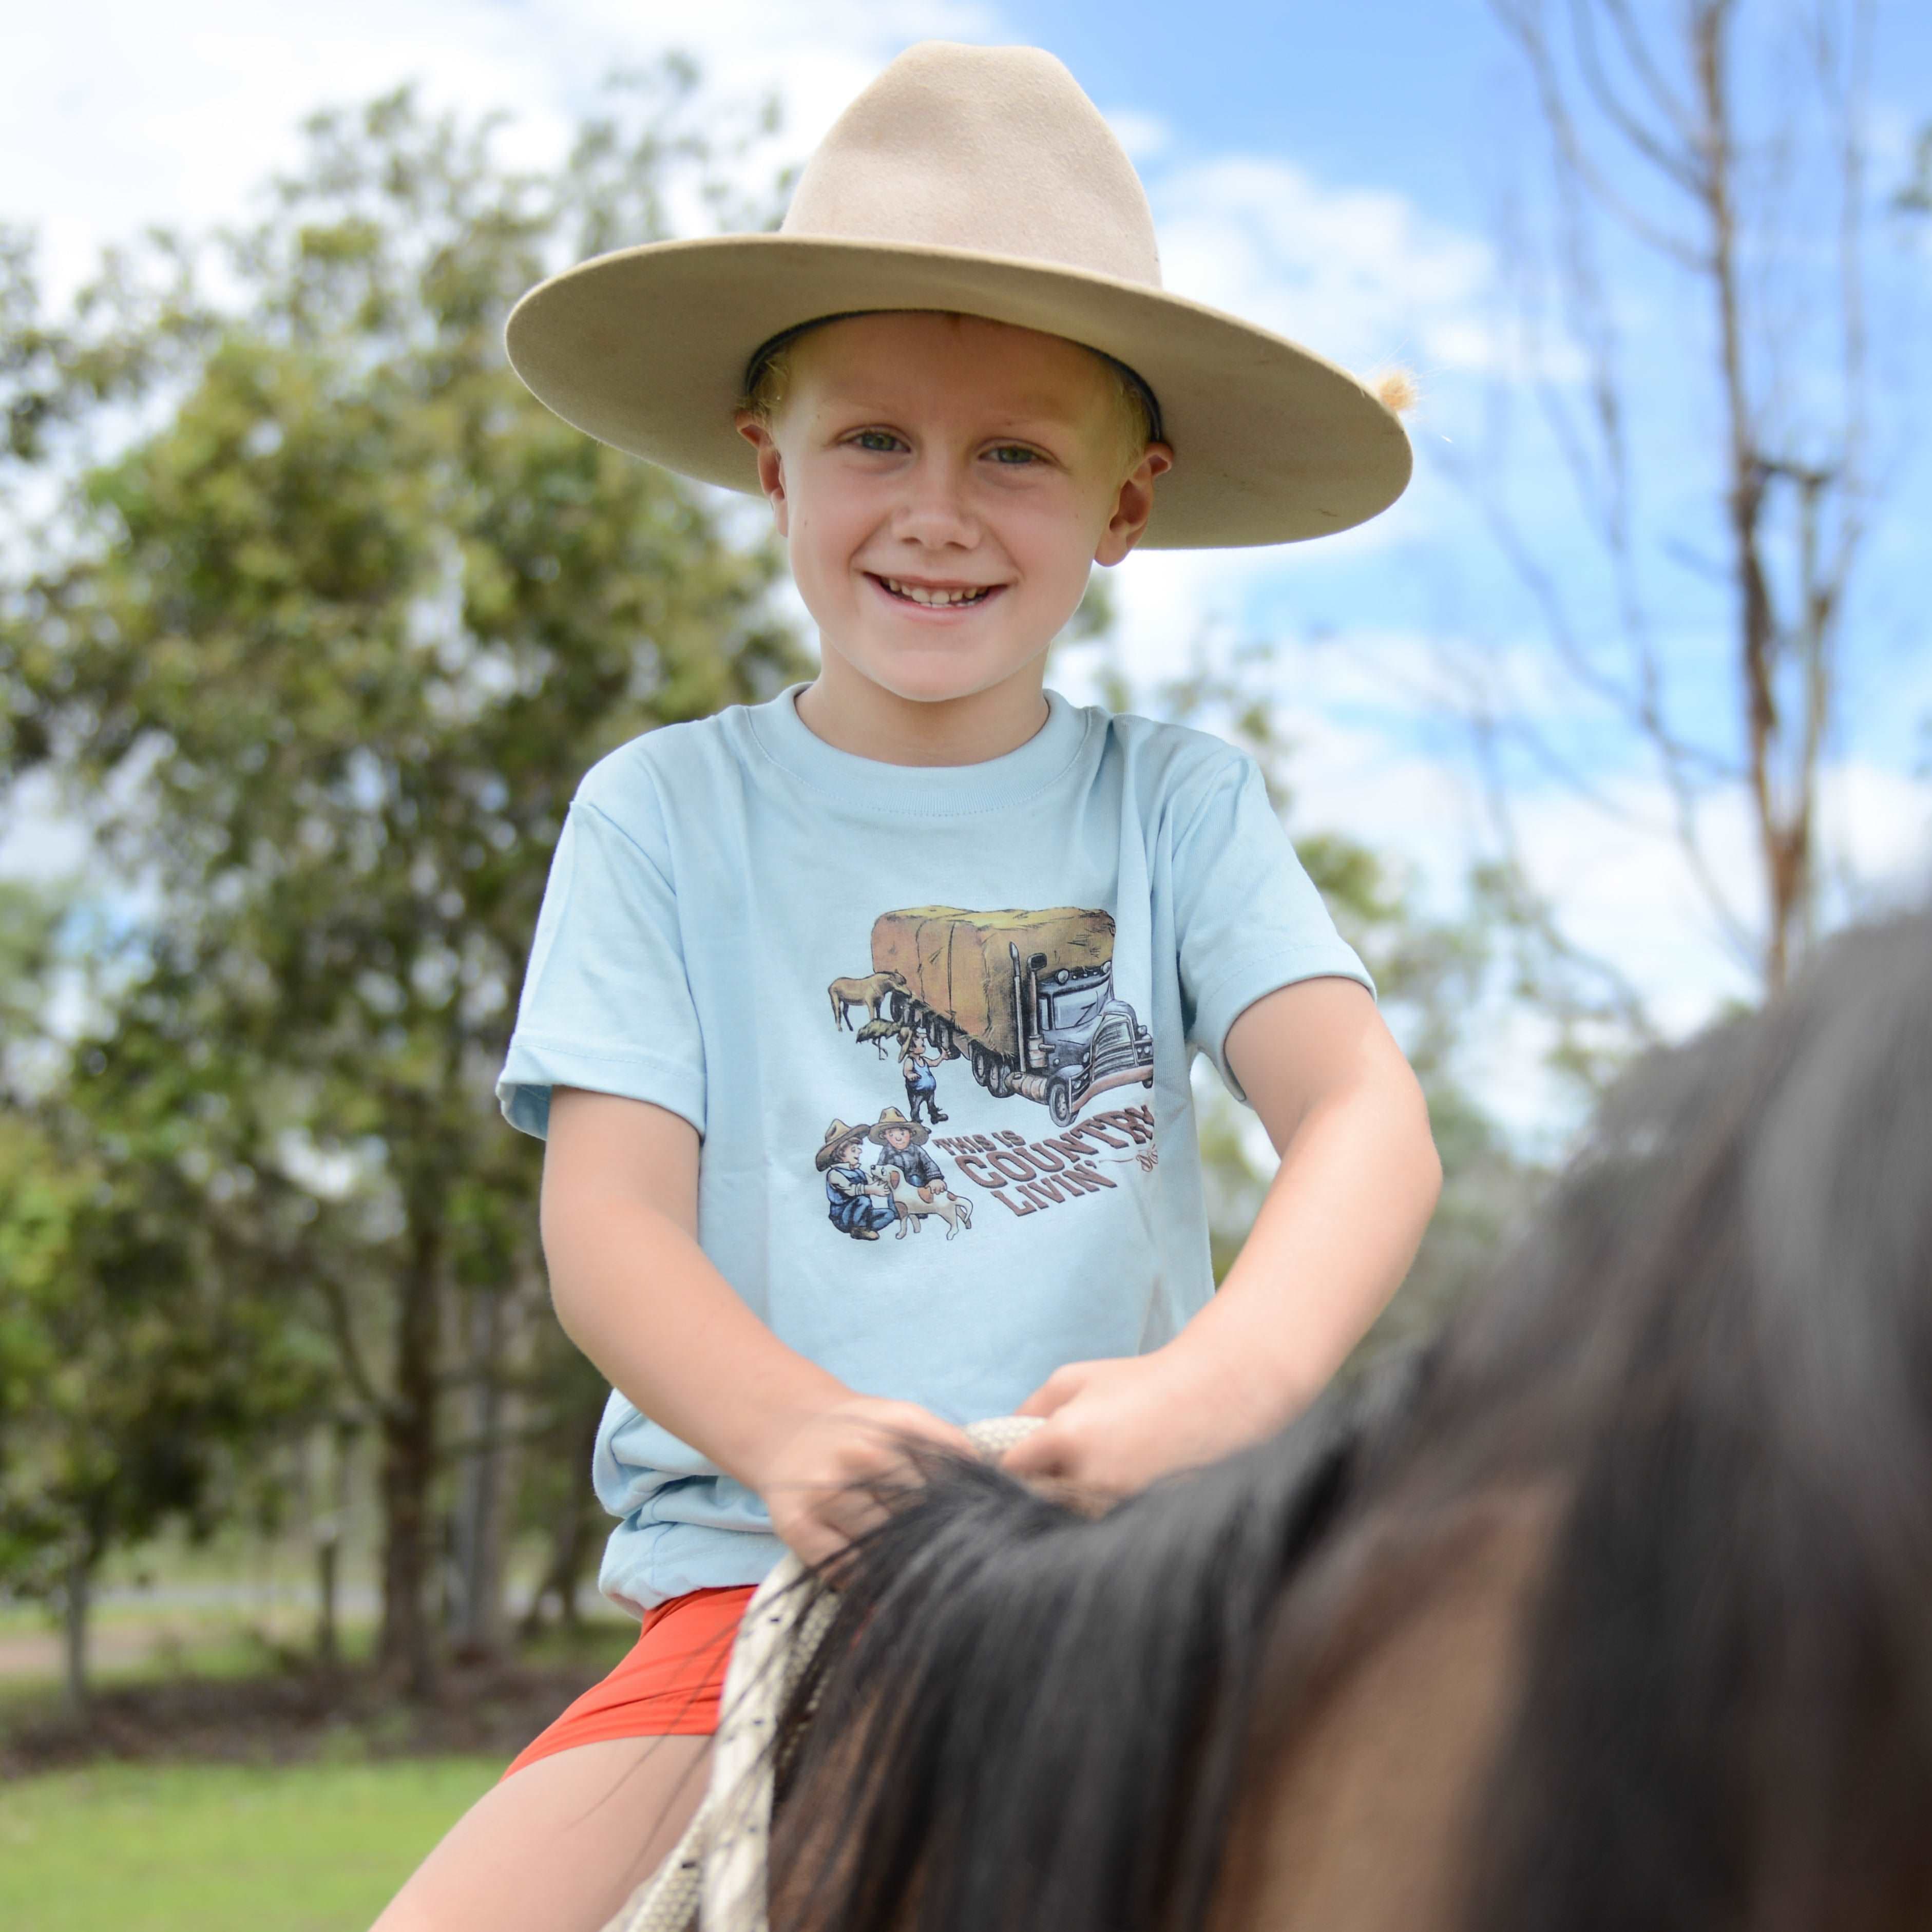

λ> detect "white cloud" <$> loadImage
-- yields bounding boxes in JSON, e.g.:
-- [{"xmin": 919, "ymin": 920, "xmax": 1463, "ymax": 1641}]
[
  {"xmin": 1146, "ymin": 154, "xmax": 1494, "ymax": 381},
  {"xmin": 1103, "ymin": 108, "xmax": 1173, "ymax": 162},
  {"xmin": 8, "ymin": 0, "xmax": 1001, "ymax": 296}
]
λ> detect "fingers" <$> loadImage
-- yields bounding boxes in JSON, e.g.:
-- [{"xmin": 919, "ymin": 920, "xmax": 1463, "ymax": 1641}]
[
  {"xmin": 762, "ymin": 1399, "xmax": 977, "ymax": 1566},
  {"xmin": 776, "ymin": 1490, "xmax": 885, "ymax": 1569},
  {"xmin": 1016, "ymin": 1361, "xmax": 1094, "ymax": 1420},
  {"xmin": 770, "ymin": 1466, "xmax": 896, "ymax": 1566},
  {"xmin": 1000, "ymin": 1418, "xmax": 1070, "ymax": 1479},
  {"xmin": 872, "ymin": 1402, "xmax": 973, "ymax": 1455}
]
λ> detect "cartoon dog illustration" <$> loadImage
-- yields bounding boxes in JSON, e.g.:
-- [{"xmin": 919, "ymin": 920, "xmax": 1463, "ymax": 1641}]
[
  {"xmin": 828, "ymin": 969, "xmax": 906, "ymax": 1031},
  {"xmin": 874, "ymin": 1165, "xmax": 974, "ymax": 1239},
  {"xmin": 868, "ymin": 1106, "xmax": 970, "ymax": 1238}
]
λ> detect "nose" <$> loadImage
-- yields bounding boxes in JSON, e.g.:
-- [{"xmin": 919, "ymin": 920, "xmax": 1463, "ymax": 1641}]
[{"xmin": 891, "ymin": 450, "xmax": 980, "ymax": 551}]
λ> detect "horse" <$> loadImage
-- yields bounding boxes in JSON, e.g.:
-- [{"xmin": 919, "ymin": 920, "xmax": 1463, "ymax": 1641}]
[
  {"xmin": 874, "ymin": 1165, "xmax": 973, "ymax": 1239},
  {"xmin": 755, "ymin": 909, "xmax": 1932, "ymax": 1932},
  {"xmin": 828, "ymin": 971, "xmax": 906, "ymax": 1031}
]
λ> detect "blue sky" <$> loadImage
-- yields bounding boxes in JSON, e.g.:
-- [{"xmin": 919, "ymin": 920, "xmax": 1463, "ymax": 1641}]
[
  {"xmin": 6, "ymin": 0, "xmax": 1931, "ymax": 1128},
  {"xmin": 1000, "ymin": 0, "xmax": 1514, "ymax": 220}
]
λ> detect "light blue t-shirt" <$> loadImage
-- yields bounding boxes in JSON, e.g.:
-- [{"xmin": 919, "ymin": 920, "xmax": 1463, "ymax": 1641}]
[{"xmin": 498, "ymin": 686, "xmax": 1370, "ymax": 1614}]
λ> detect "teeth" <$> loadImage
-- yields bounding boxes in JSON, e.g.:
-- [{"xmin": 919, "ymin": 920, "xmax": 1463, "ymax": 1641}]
[{"xmin": 884, "ymin": 578, "xmax": 991, "ymax": 607}]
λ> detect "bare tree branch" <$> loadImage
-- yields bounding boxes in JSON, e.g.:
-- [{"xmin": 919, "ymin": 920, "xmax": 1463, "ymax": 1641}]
[
  {"xmin": 1599, "ymin": 0, "xmax": 1699, "ymax": 142},
  {"xmin": 1470, "ymin": 0, "xmax": 1882, "ymax": 996},
  {"xmin": 1568, "ymin": 0, "xmax": 1708, "ymax": 196},
  {"xmin": 1491, "ymin": 0, "xmax": 1710, "ymax": 267}
]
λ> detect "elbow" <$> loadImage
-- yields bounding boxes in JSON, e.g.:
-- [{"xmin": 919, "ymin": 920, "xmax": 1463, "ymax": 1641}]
[
  {"xmin": 537, "ymin": 1195, "xmax": 592, "ymax": 1350},
  {"xmin": 1402, "ymin": 1069, "xmax": 1444, "ymax": 1216},
  {"xmin": 1419, "ymin": 1123, "xmax": 1445, "ymax": 1214},
  {"xmin": 542, "ymin": 1253, "xmax": 591, "ymax": 1356}
]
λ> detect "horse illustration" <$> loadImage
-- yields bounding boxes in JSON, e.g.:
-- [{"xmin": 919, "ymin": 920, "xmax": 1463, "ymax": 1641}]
[
  {"xmin": 753, "ymin": 910, "xmax": 1932, "ymax": 1932},
  {"xmin": 874, "ymin": 1165, "xmax": 972, "ymax": 1239},
  {"xmin": 828, "ymin": 969, "xmax": 905, "ymax": 1031}
]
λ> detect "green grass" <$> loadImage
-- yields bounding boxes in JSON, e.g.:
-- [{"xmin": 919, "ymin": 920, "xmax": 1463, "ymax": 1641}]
[{"xmin": 0, "ymin": 1757, "xmax": 500, "ymax": 1931}]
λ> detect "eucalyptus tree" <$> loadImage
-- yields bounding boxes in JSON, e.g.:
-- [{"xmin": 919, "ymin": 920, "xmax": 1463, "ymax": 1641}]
[
  {"xmin": 1, "ymin": 71, "xmax": 804, "ymax": 1693},
  {"xmin": 0, "ymin": 886, "xmax": 330, "ymax": 1713},
  {"xmin": 1471, "ymin": 0, "xmax": 1906, "ymax": 995}
]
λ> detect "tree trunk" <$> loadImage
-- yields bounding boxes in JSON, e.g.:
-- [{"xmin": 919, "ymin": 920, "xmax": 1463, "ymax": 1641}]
[
  {"xmin": 62, "ymin": 1548, "xmax": 92, "ymax": 1720},
  {"xmin": 315, "ymin": 1533, "xmax": 340, "ymax": 1671},
  {"xmin": 449, "ymin": 1285, "xmax": 513, "ymax": 1660},
  {"xmin": 520, "ymin": 1388, "xmax": 607, "ymax": 1638},
  {"xmin": 378, "ymin": 1218, "xmax": 442, "ymax": 1698},
  {"xmin": 312, "ymin": 1422, "xmax": 354, "ymax": 1672}
]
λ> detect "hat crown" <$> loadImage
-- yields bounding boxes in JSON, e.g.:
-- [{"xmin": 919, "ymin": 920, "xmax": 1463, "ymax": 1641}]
[{"xmin": 782, "ymin": 42, "xmax": 1162, "ymax": 291}]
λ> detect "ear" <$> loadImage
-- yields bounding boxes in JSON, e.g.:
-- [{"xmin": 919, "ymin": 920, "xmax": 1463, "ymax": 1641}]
[
  {"xmin": 735, "ymin": 412, "xmax": 791, "ymax": 536},
  {"xmin": 1094, "ymin": 442, "xmax": 1174, "ymax": 566}
]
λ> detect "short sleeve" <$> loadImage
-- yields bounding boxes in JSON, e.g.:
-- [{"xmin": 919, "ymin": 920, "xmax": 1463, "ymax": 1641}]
[
  {"xmin": 1173, "ymin": 761, "xmax": 1374, "ymax": 1097},
  {"xmin": 495, "ymin": 799, "xmax": 706, "ymax": 1139}
]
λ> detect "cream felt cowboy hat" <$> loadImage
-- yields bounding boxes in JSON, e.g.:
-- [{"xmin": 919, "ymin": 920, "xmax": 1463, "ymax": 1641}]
[
  {"xmin": 815, "ymin": 1128, "xmax": 877, "ymax": 1166},
  {"xmin": 505, "ymin": 41, "xmax": 1410, "ymax": 549},
  {"xmin": 868, "ymin": 1105, "xmax": 931, "ymax": 1147},
  {"xmin": 815, "ymin": 1118, "xmax": 870, "ymax": 1172}
]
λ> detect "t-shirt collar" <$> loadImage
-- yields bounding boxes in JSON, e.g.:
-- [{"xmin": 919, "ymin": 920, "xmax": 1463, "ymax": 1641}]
[{"xmin": 748, "ymin": 682, "xmax": 1091, "ymax": 817}]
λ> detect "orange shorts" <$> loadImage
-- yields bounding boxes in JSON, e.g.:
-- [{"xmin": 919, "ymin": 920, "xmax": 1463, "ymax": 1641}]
[{"xmin": 503, "ymin": 1585, "xmax": 757, "ymax": 1778}]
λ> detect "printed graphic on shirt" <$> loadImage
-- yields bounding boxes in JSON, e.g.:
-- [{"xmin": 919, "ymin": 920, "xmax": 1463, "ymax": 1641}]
[
  {"xmin": 813, "ymin": 1110, "xmax": 975, "ymax": 1244},
  {"xmin": 935, "ymin": 1105, "xmax": 1158, "ymax": 1221},
  {"xmin": 828, "ymin": 906, "xmax": 1156, "ymax": 1130}
]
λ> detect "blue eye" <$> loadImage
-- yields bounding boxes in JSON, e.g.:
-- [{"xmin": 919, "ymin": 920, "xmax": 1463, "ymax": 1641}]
[
  {"xmin": 852, "ymin": 430, "xmax": 903, "ymax": 452},
  {"xmin": 989, "ymin": 445, "xmax": 1042, "ymax": 466}
]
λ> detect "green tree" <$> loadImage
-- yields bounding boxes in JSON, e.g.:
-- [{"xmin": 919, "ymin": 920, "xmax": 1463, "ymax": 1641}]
[
  {"xmin": 1, "ymin": 75, "xmax": 805, "ymax": 1693},
  {"xmin": 0, "ymin": 888, "xmax": 326, "ymax": 1712}
]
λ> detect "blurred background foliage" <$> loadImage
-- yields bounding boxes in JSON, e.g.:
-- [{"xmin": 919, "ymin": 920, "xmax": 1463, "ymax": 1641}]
[{"xmin": 1, "ymin": 69, "xmax": 804, "ymax": 1710}]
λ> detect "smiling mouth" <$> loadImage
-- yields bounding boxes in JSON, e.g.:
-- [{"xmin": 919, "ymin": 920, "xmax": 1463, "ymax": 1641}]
[{"xmin": 872, "ymin": 575, "xmax": 1001, "ymax": 609}]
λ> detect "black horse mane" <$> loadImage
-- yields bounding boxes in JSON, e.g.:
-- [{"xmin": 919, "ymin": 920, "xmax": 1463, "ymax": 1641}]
[{"xmin": 770, "ymin": 910, "xmax": 1932, "ymax": 1932}]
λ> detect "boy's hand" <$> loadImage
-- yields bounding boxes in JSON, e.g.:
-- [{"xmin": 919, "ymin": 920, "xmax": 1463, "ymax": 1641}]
[
  {"xmin": 1003, "ymin": 1344, "xmax": 1280, "ymax": 1497},
  {"xmin": 752, "ymin": 1395, "xmax": 973, "ymax": 1568},
  {"xmin": 1004, "ymin": 980, "xmax": 1440, "ymax": 1501}
]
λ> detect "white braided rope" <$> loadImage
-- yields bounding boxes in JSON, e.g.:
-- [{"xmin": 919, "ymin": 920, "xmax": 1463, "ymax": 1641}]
[{"xmin": 601, "ymin": 1416, "xmax": 1042, "ymax": 1932}]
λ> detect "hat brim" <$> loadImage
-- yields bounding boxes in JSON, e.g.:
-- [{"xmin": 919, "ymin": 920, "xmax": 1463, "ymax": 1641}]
[
  {"xmin": 505, "ymin": 236, "xmax": 1410, "ymax": 549},
  {"xmin": 869, "ymin": 1119, "xmax": 932, "ymax": 1146}
]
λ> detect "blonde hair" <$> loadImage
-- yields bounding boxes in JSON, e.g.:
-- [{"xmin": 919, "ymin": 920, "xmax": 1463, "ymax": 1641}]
[{"xmin": 740, "ymin": 313, "xmax": 1160, "ymax": 473}]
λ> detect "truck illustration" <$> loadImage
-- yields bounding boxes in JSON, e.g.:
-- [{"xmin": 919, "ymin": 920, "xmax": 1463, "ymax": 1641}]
[{"xmin": 865, "ymin": 906, "xmax": 1153, "ymax": 1126}]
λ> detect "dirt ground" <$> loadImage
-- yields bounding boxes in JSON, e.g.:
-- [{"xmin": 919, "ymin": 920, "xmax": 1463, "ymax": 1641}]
[
  {"xmin": 0, "ymin": 1651, "xmax": 615, "ymax": 1780},
  {"xmin": 0, "ymin": 1626, "xmax": 181, "ymax": 1679}
]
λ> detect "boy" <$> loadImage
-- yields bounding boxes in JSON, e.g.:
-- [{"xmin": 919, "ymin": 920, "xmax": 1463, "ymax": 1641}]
[
  {"xmin": 377, "ymin": 40, "xmax": 1438, "ymax": 1932},
  {"xmin": 818, "ymin": 1116, "xmax": 897, "ymax": 1240}
]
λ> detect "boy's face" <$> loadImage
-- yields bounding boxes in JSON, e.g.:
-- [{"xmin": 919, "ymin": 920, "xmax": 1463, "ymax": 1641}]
[
  {"xmin": 883, "ymin": 1125, "xmax": 912, "ymax": 1151},
  {"xmin": 738, "ymin": 313, "xmax": 1170, "ymax": 710}
]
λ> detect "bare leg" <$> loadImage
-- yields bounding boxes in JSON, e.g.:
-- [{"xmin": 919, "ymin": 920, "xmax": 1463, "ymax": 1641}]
[{"xmin": 372, "ymin": 1734, "xmax": 710, "ymax": 1932}]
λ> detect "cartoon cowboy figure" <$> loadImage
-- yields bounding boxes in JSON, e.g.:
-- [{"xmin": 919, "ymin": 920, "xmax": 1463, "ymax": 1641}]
[
  {"xmin": 869, "ymin": 1105, "xmax": 947, "ymax": 1200},
  {"xmin": 816, "ymin": 1117, "xmax": 897, "ymax": 1241},
  {"xmin": 899, "ymin": 1022, "xmax": 948, "ymax": 1124}
]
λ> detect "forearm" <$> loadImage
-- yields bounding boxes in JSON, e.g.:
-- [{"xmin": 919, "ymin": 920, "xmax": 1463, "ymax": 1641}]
[
  {"xmin": 1167, "ymin": 1078, "xmax": 1440, "ymax": 1431},
  {"xmin": 542, "ymin": 1163, "xmax": 847, "ymax": 1493}
]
